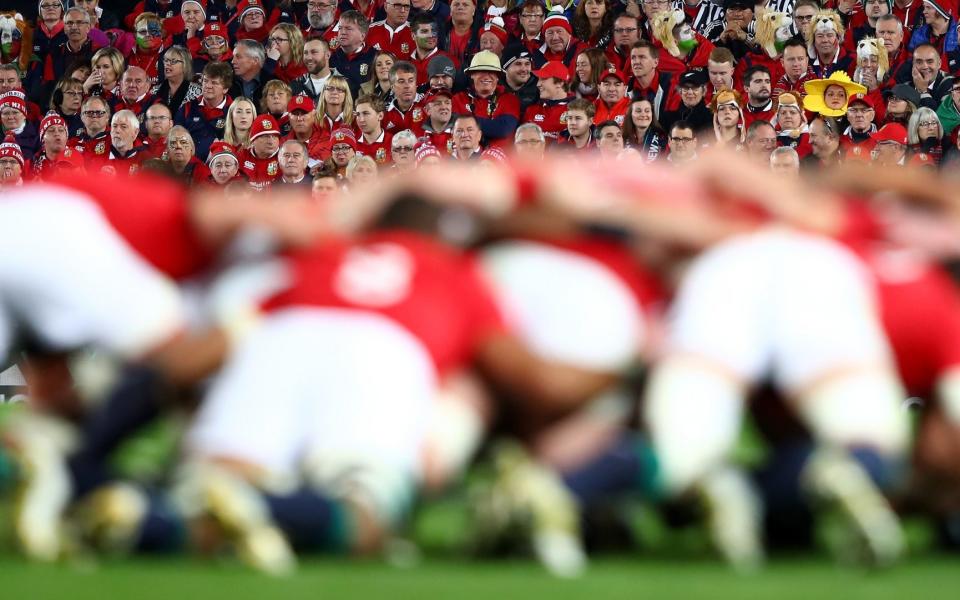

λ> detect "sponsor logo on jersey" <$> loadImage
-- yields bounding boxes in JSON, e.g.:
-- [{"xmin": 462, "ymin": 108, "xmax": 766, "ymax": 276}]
[
  {"xmin": 244, "ymin": 160, "xmax": 255, "ymax": 169},
  {"xmin": 534, "ymin": 114, "xmax": 544, "ymax": 122}
]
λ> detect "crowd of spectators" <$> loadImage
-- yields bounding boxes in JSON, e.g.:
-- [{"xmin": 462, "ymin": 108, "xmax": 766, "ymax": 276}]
[{"xmin": 4, "ymin": 0, "xmax": 960, "ymax": 192}]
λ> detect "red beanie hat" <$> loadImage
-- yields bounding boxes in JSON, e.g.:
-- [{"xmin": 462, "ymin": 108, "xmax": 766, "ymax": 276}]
[{"xmin": 0, "ymin": 132, "xmax": 24, "ymax": 167}]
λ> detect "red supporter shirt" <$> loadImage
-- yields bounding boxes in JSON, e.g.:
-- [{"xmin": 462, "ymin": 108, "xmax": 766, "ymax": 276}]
[
  {"xmin": 521, "ymin": 98, "xmax": 572, "ymax": 140},
  {"xmin": 49, "ymin": 173, "xmax": 216, "ymax": 281},
  {"xmin": 262, "ymin": 230, "xmax": 509, "ymax": 374},
  {"xmin": 238, "ymin": 147, "xmax": 281, "ymax": 190},
  {"xmin": 382, "ymin": 96, "xmax": 427, "ymax": 133},
  {"xmin": 356, "ymin": 129, "xmax": 394, "ymax": 164},
  {"xmin": 367, "ymin": 21, "xmax": 416, "ymax": 60}
]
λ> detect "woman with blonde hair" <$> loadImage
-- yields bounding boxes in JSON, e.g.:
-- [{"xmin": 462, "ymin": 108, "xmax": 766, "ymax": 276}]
[
  {"xmin": 84, "ymin": 47, "xmax": 124, "ymax": 99},
  {"xmin": 223, "ymin": 97, "xmax": 258, "ymax": 149},
  {"xmin": 267, "ymin": 23, "xmax": 307, "ymax": 83},
  {"xmin": 345, "ymin": 154, "xmax": 378, "ymax": 186},
  {"xmin": 317, "ymin": 75, "xmax": 354, "ymax": 137}
]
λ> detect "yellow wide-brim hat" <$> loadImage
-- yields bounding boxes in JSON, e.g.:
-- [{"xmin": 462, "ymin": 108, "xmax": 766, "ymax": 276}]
[{"xmin": 802, "ymin": 71, "xmax": 867, "ymax": 117}]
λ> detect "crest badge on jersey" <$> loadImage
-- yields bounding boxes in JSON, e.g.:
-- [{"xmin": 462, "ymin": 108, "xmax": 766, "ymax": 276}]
[
  {"xmin": 360, "ymin": 63, "xmax": 369, "ymax": 77},
  {"xmin": 412, "ymin": 108, "xmax": 423, "ymax": 122},
  {"xmin": 215, "ymin": 118, "xmax": 226, "ymax": 129},
  {"xmin": 400, "ymin": 43, "xmax": 410, "ymax": 54},
  {"xmin": 560, "ymin": 110, "xmax": 568, "ymax": 123},
  {"xmin": 376, "ymin": 147, "xmax": 386, "ymax": 163},
  {"xmin": 267, "ymin": 161, "xmax": 278, "ymax": 176},
  {"xmin": 95, "ymin": 141, "xmax": 105, "ymax": 154}
]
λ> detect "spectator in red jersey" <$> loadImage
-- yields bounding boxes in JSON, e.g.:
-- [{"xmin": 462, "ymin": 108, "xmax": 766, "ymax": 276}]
[
  {"xmin": 239, "ymin": 114, "xmax": 282, "ymax": 189},
  {"xmin": 383, "ymin": 61, "xmax": 426, "ymax": 133},
  {"xmin": 410, "ymin": 15, "xmax": 451, "ymax": 84},
  {"xmin": 368, "ymin": 0, "xmax": 416, "ymax": 59},
  {"xmin": 207, "ymin": 141, "xmax": 242, "ymax": 185},
  {"xmin": 594, "ymin": 64, "xmax": 630, "ymax": 127},
  {"xmin": 99, "ymin": 109, "xmax": 149, "ymax": 176},
  {"xmin": 165, "ymin": 124, "xmax": 212, "ymax": 183},
  {"xmin": 706, "ymin": 47, "xmax": 736, "ymax": 102},
  {"xmin": 354, "ymin": 94, "xmax": 394, "ymax": 165},
  {"xmin": 441, "ymin": 0, "xmax": 480, "ymax": 67},
  {"xmin": 774, "ymin": 92, "xmax": 811, "ymax": 155},
  {"xmin": 129, "ymin": 12, "xmax": 167, "ymax": 84},
  {"xmin": 0, "ymin": 134, "xmax": 24, "ymax": 189},
  {"xmin": 522, "ymin": 61, "xmax": 574, "ymax": 141},
  {"xmin": 742, "ymin": 65, "xmax": 775, "ymax": 126},
  {"xmin": 198, "ymin": 23, "xmax": 231, "ymax": 68},
  {"xmin": 844, "ymin": 93, "xmax": 879, "ymax": 160},
  {"xmin": 572, "ymin": 47, "xmax": 607, "ymax": 100},
  {"xmin": 871, "ymin": 122, "xmax": 909, "ymax": 165},
  {"xmin": 41, "ymin": 7, "xmax": 102, "ymax": 97},
  {"xmin": 111, "ymin": 66, "xmax": 159, "ymax": 121},
  {"xmin": 267, "ymin": 23, "xmax": 308, "ymax": 83},
  {"xmin": 541, "ymin": 9, "xmax": 587, "ymax": 70},
  {"xmin": 143, "ymin": 103, "xmax": 174, "ymax": 158},
  {"xmin": 317, "ymin": 75, "xmax": 355, "ymax": 136},
  {"xmin": 514, "ymin": 1, "xmax": 546, "ymax": 53},
  {"xmin": 774, "ymin": 37, "xmax": 815, "ymax": 102},
  {"xmin": 75, "ymin": 94, "xmax": 110, "ymax": 159},
  {"xmin": 607, "ymin": 13, "xmax": 641, "ymax": 72},
  {"xmin": 83, "ymin": 46, "xmax": 123, "ymax": 99},
  {"xmin": 418, "ymin": 88, "xmax": 455, "ymax": 153},
  {"xmin": 453, "ymin": 50, "xmax": 521, "ymax": 144},
  {"xmin": 284, "ymin": 94, "xmax": 331, "ymax": 165},
  {"xmin": 236, "ymin": 0, "xmax": 278, "ymax": 44},
  {"xmin": 32, "ymin": 113, "xmax": 70, "ymax": 180},
  {"xmin": 0, "ymin": 93, "xmax": 39, "ymax": 162}
]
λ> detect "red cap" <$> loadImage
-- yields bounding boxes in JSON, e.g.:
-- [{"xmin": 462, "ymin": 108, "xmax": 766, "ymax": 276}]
[
  {"xmin": 331, "ymin": 127, "xmax": 357, "ymax": 149},
  {"xmin": 207, "ymin": 140, "xmax": 239, "ymax": 164},
  {"xmin": 542, "ymin": 10, "xmax": 572, "ymax": 36},
  {"xmin": 238, "ymin": 0, "xmax": 265, "ymax": 21},
  {"xmin": 600, "ymin": 63, "xmax": 626, "ymax": 84},
  {"xmin": 39, "ymin": 112, "xmax": 67, "ymax": 141},
  {"xmin": 424, "ymin": 88, "xmax": 453, "ymax": 103},
  {"xmin": 533, "ymin": 61, "xmax": 571, "ymax": 83},
  {"xmin": 873, "ymin": 122, "xmax": 908, "ymax": 145},
  {"xmin": 0, "ymin": 93, "xmax": 27, "ymax": 116},
  {"xmin": 481, "ymin": 18, "xmax": 508, "ymax": 47},
  {"xmin": 250, "ymin": 115, "xmax": 281, "ymax": 141},
  {"xmin": 288, "ymin": 94, "xmax": 316, "ymax": 113},
  {"xmin": 847, "ymin": 93, "xmax": 875, "ymax": 111},
  {"xmin": 0, "ymin": 132, "xmax": 24, "ymax": 168},
  {"xmin": 56, "ymin": 146, "xmax": 85, "ymax": 170}
]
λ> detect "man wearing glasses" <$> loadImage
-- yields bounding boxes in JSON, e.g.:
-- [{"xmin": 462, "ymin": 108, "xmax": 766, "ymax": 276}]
[
  {"xmin": 74, "ymin": 95, "xmax": 111, "ymax": 160},
  {"xmin": 515, "ymin": 1, "xmax": 546, "ymax": 53},
  {"xmin": 666, "ymin": 120, "xmax": 699, "ymax": 164},
  {"xmin": 303, "ymin": 0, "xmax": 339, "ymax": 36},
  {"xmin": 606, "ymin": 14, "xmax": 641, "ymax": 72},
  {"xmin": 41, "ymin": 8, "xmax": 101, "ymax": 95},
  {"xmin": 143, "ymin": 104, "xmax": 174, "ymax": 159},
  {"xmin": 0, "ymin": 64, "xmax": 43, "ymax": 124},
  {"xmin": 368, "ymin": 0, "xmax": 416, "ymax": 59},
  {"xmin": 34, "ymin": 0, "xmax": 67, "ymax": 60}
]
